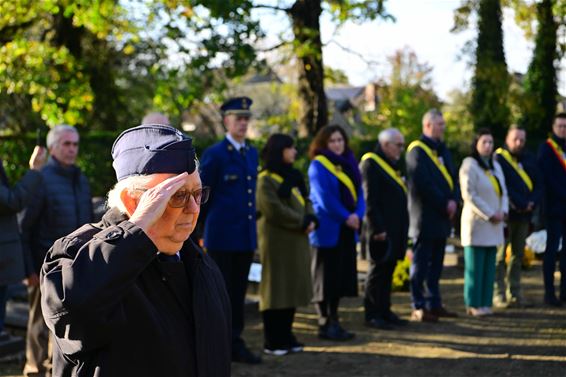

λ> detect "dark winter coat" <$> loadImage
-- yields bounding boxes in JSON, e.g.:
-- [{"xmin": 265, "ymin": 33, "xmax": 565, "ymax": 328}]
[{"xmin": 40, "ymin": 208, "xmax": 232, "ymax": 377}]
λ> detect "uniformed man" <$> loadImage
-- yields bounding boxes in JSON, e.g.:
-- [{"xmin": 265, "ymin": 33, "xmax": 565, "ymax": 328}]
[
  {"xmin": 537, "ymin": 112, "xmax": 566, "ymax": 307},
  {"xmin": 494, "ymin": 125, "xmax": 542, "ymax": 308},
  {"xmin": 199, "ymin": 96, "xmax": 261, "ymax": 364},
  {"xmin": 406, "ymin": 109, "xmax": 460, "ymax": 322},
  {"xmin": 40, "ymin": 124, "xmax": 231, "ymax": 376},
  {"xmin": 360, "ymin": 128, "xmax": 409, "ymax": 330}
]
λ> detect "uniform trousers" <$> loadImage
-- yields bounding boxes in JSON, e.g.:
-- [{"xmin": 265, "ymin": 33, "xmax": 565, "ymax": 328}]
[
  {"xmin": 464, "ymin": 246, "xmax": 496, "ymax": 308},
  {"xmin": 495, "ymin": 220, "xmax": 529, "ymax": 301},
  {"xmin": 208, "ymin": 250, "xmax": 254, "ymax": 352},
  {"xmin": 409, "ymin": 237, "xmax": 446, "ymax": 310},
  {"xmin": 23, "ymin": 285, "xmax": 52, "ymax": 377},
  {"xmin": 543, "ymin": 216, "xmax": 566, "ymax": 301}
]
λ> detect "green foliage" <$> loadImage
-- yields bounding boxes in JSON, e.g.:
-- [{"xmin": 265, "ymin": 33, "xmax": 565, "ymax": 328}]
[
  {"xmin": 520, "ymin": 0, "xmax": 558, "ymax": 140},
  {"xmin": 471, "ymin": 0, "xmax": 510, "ymax": 141}
]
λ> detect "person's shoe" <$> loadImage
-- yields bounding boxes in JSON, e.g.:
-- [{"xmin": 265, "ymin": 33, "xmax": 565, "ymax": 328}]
[
  {"xmin": 410, "ymin": 309, "xmax": 438, "ymax": 323},
  {"xmin": 429, "ymin": 306, "xmax": 458, "ymax": 318},
  {"xmin": 365, "ymin": 317, "xmax": 394, "ymax": 330},
  {"xmin": 384, "ymin": 311, "xmax": 409, "ymax": 326},
  {"xmin": 288, "ymin": 336, "xmax": 305, "ymax": 353},
  {"xmin": 507, "ymin": 296, "xmax": 534, "ymax": 308},
  {"xmin": 466, "ymin": 307, "xmax": 485, "ymax": 317},
  {"xmin": 263, "ymin": 346, "xmax": 289, "ymax": 356},
  {"xmin": 492, "ymin": 295, "xmax": 508, "ymax": 309},
  {"xmin": 318, "ymin": 321, "xmax": 355, "ymax": 341},
  {"xmin": 232, "ymin": 346, "xmax": 262, "ymax": 364},
  {"xmin": 480, "ymin": 307, "xmax": 494, "ymax": 316},
  {"xmin": 544, "ymin": 296, "xmax": 562, "ymax": 307}
]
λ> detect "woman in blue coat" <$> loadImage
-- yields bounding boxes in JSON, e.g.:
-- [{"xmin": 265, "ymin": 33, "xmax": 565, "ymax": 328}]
[{"xmin": 308, "ymin": 125, "xmax": 365, "ymax": 341}]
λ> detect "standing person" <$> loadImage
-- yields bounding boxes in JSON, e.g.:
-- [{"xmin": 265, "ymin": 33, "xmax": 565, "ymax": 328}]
[
  {"xmin": 537, "ymin": 112, "xmax": 566, "ymax": 307},
  {"xmin": 460, "ymin": 129, "xmax": 508, "ymax": 316},
  {"xmin": 308, "ymin": 124, "xmax": 365, "ymax": 341},
  {"xmin": 406, "ymin": 109, "xmax": 460, "ymax": 322},
  {"xmin": 494, "ymin": 126, "xmax": 542, "ymax": 308},
  {"xmin": 40, "ymin": 124, "xmax": 231, "ymax": 376},
  {"xmin": 0, "ymin": 146, "xmax": 46, "ymax": 339},
  {"xmin": 19, "ymin": 125, "xmax": 93, "ymax": 377},
  {"xmin": 360, "ymin": 128, "xmax": 409, "ymax": 330},
  {"xmin": 256, "ymin": 134, "xmax": 316, "ymax": 356},
  {"xmin": 199, "ymin": 97, "xmax": 261, "ymax": 364}
]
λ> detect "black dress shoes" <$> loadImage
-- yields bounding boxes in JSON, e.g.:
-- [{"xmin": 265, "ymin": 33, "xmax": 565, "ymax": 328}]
[
  {"xmin": 318, "ymin": 321, "xmax": 355, "ymax": 341},
  {"xmin": 544, "ymin": 296, "xmax": 562, "ymax": 307},
  {"xmin": 232, "ymin": 346, "xmax": 262, "ymax": 364},
  {"xmin": 365, "ymin": 317, "xmax": 394, "ymax": 330},
  {"xmin": 384, "ymin": 311, "xmax": 409, "ymax": 326}
]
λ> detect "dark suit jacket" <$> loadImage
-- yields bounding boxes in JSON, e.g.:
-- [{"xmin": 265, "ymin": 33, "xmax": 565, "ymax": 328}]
[
  {"xmin": 41, "ymin": 209, "xmax": 231, "ymax": 377},
  {"xmin": 360, "ymin": 149, "xmax": 409, "ymax": 262},
  {"xmin": 495, "ymin": 147, "xmax": 542, "ymax": 222},
  {"xmin": 537, "ymin": 134, "xmax": 566, "ymax": 219},
  {"xmin": 406, "ymin": 135, "xmax": 460, "ymax": 239}
]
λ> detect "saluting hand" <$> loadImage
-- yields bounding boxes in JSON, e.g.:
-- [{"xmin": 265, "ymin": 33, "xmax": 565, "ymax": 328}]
[
  {"xmin": 129, "ymin": 173, "xmax": 189, "ymax": 236},
  {"xmin": 29, "ymin": 146, "xmax": 47, "ymax": 171}
]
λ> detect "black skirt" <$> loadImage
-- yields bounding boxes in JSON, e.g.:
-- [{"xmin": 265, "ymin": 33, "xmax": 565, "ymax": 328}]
[{"xmin": 311, "ymin": 226, "xmax": 358, "ymax": 302}]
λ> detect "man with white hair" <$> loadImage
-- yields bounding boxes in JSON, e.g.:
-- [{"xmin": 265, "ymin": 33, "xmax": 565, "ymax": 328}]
[
  {"xmin": 19, "ymin": 125, "xmax": 93, "ymax": 377},
  {"xmin": 406, "ymin": 109, "xmax": 460, "ymax": 322},
  {"xmin": 360, "ymin": 128, "xmax": 409, "ymax": 330},
  {"xmin": 40, "ymin": 125, "xmax": 231, "ymax": 376}
]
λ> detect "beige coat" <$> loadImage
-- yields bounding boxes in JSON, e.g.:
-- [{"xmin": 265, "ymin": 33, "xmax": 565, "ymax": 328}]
[
  {"xmin": 256, "ymin": 172, "xmax": 313, "ymax": 311},
  {"xmin": 459, "ymin": 157, "xmax": 509, "ymax": 247}
]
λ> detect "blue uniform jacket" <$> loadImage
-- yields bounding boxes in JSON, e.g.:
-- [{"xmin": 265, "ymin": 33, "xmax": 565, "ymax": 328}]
[
  {"xmin": 308, "ymin": 159, "xmax": 365, "ymax": 248},
  {"xmin": 406, "ymin": 136, "xmax": 460, "ymax": 239},
  {"xmin": 200, "ymin": 138, "xmax": 258, "ymax": 251},
  {"xmin": 537, "ymin": 135, "xmax": 566, "ymax": 219},
  {"xmin": 495, "ymin": 148, "xmax": 542, "ymax": 222}
]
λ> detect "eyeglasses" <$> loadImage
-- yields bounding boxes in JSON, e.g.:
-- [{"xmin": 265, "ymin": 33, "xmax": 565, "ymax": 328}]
[
  {"xmin": 134, "ymin": 186, "xmax": 211, "ymax": 207},
  {"xmin": 388, "ymin": 142, "xmax": 405, "ymax": 148}
]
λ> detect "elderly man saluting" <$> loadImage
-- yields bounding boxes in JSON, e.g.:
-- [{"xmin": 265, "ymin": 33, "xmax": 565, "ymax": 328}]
[{"xmin": 40, "ymin": 125, "xmax": 231, "ymax": 377}]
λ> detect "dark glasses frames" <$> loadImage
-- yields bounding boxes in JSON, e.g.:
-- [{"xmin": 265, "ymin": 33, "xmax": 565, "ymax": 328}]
[{"xmin": 134, "ymin": 186, "xmax": 210, "ymax": 207}]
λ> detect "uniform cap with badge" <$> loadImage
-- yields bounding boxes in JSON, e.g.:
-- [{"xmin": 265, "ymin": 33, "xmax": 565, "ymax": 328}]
[{"xmin": 220, "ymin": 96, "xmax": 253, "ymax": 117}]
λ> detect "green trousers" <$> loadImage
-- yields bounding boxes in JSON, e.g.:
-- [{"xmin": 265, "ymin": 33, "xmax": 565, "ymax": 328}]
[
  {"xmin": 495, "ymin": 220, "xmax": 529, "ymax": 300},
  {"xmin": 464, "ymin": 246, "xmax": 497, "ymax": 308}
]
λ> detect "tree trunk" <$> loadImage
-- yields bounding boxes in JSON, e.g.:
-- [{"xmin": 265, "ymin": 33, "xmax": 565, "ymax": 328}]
[{"xmin": 290, "ymin": 0, "xmax": 328, "ymax": 137}]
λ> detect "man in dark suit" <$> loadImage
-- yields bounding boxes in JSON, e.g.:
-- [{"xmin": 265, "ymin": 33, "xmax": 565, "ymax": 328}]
[
  {"xmin": 199, "ymin": 97, "xmax": 261, "ymax": 364},
  {"xmin": 360, "ymin": 128, "xmax": 409, "ymax": 330},
  {"xmin": 537, "ymin": 112, "xmax": 566, "ymax": 307},
  {"xmin": 494, "ymin": 126, "xmax": 542, "ymax": 308},
  {"xmin": 406, "ymin": 109, "xmax": 460, "ymax": 322}
]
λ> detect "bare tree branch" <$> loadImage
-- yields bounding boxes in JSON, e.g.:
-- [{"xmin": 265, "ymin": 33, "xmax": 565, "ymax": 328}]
[
  {"xmin": 253, "ymin": 4, "xmax": 291, "ymax": 13},
  {"xmin": 257, "ymin": 40, "xmax": 291, "ymax": 52},
  {"xmin": 325, "ymin": 39, "xmax": 381, "ymax": 68}
]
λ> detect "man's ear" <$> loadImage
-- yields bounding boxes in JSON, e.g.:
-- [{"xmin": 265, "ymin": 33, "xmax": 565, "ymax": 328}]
[{"xmin": 120, "ymin": 189, "xmax": 137, "ymax": 216}]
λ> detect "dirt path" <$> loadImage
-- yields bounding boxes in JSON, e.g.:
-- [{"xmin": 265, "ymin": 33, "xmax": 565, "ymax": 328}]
[{"xmin": 233, "ymin": 260, "xmax": 566, "ymax": 377}]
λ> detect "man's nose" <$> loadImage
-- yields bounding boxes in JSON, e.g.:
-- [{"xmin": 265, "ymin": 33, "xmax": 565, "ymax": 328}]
[{"xmin": 183, "ymin": 195, "xmax": 199, "ymax": 213}]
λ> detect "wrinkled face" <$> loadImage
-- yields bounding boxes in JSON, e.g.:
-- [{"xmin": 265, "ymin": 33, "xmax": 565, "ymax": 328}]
[
  {"xmin": 381, "ymin": 133, "xmax": 405, "ymax": 162},
  {"xmin": 425, "ymin": 116, "xmax": 446, "ymax": 141},
  {"xmin": 50, "ymin": 131, "xmax": 79, "ymax": 167},
  {"xmin": 553, "ymin": 117, "xmax": 566, "ymax": 139},
  {"xmin": 327, "ymin": 131, "xmax": 345, "ymax": 155},
  {"xmin": 476, "ymin": 134, "xmax": 494, "ymax": 157},
  {"xmin": 137, "ymin": 172, "xmax": 201, "ymax": 253},
  {"xmin": 506, "ymin": 129, "xmax": 526, "ymax": 154},
  {"xmin": 282, "ymin": 146, "xmax": 297, "ymax": 164},
  {"xmin": 224, "ymin": 114, "xmax": 250, "ymax": 142}
]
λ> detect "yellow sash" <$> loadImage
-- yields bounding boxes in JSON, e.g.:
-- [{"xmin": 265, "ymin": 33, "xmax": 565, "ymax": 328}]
[
  {"xmin": 259, "ymin": 171, "xmax": 305, "ymax": 207},
  {"xmin": 484, "ymin": 170, "xmax": 502, "ymax": 197},
  {"xmin": 495, "ymin": 148, "xmax": 533, "ymax": 192},
  {"xmin": 314, "ymin": 155, "xmax": 358, "ymax": 203},
  {"xmin": 407, "ymin": 140, "xmax": 454, "ymax": 191},
  {"xmin": 546, "ymin": 138, "xmax": 566, "ymax": 171},
  {"xmin": 361, "ymin": 152, "xmax": 407, "ymax": 194}
]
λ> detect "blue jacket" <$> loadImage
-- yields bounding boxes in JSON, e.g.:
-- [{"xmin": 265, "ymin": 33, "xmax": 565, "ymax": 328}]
[
  {"xmin": 18, "ymin": 157, "xmax": 93, "ymax": 275},
  {"xmin": 308, "ymin": 159, "xmax": 365, "ymax": 248},
  {"xmin": 495, "ymin": 147, "xmax": 542, "ymax": 222},
  {"xmin": 200, "ymin": 138, "xmax": 258, "ymax": 251},
  {"xmin": 537, "ymin": 134, "xmax": 566, "ymax": 219},
  {"xmin": 406, "ymin": 136, "xmax": 460, "ymax": 239}
]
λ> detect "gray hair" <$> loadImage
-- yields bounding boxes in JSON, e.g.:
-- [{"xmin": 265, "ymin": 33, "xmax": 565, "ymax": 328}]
[
  {"xmin": 46, "ymin": 125, "xmax": 79, "ymax": 149},
  {"xmin": 422, "ymin": 108, "xmax": 443, "ymax": 128},
  {"xmin": 378, "ymin": 128, "xmax": 402, "ymax": 145}
]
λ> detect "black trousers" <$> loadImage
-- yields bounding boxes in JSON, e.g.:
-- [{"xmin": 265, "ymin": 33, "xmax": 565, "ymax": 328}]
[
  {"xmin": 208, "ymin": 250, "xmax": 254, "ymax": 352},
  {"xmin": 364, "ymin": 239, "xmax": 396, "ymax": 321},
  {"xmin": 261, "ymin": 308, "xmax": 295, "ymax": 349}
]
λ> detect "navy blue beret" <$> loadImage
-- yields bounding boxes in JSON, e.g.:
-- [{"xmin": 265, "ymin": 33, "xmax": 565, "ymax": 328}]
[
  {"xmin": 220, "ymin": 96, "xmax": 253, "ymax": 116},
  {"xmin": 111, "ymin": 124, "xmax": 196, "ymax": 181}
]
